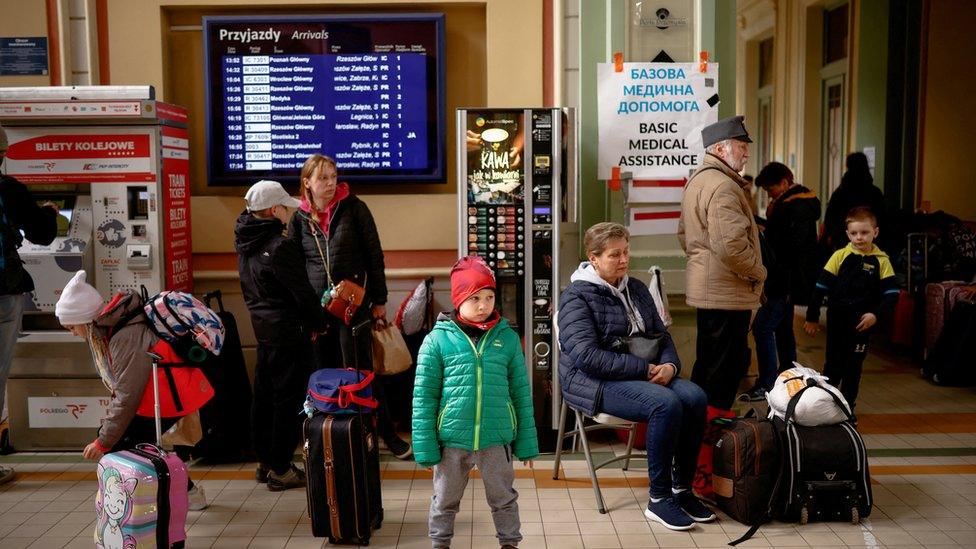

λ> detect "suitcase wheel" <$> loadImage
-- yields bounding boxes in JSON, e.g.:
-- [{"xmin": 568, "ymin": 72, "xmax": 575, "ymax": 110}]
[
  {"xmin": 851, "ymin": 506, "xmax": 860, "ymax": 524},
  {"xmin": 799, "ymin": 505, "xmax": 809, "ymax": 525}
]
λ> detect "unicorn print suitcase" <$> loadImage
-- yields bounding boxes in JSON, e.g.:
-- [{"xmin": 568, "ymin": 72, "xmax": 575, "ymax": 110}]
[
  {"xmin": 94, "ymin": 349, "xmax": 189, "ymax": 548},
  {"xmin": 95, "ymin": 445, "xmax": 188, "ymax": 548}
]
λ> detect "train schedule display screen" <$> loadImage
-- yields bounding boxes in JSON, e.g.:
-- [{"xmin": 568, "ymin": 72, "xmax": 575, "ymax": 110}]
[{"xmin": 203, "ymin": 14, "xmax": 445, "ymax": 186}]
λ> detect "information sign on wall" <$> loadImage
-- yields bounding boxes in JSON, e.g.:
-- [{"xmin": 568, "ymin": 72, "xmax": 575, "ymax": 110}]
[
  {"xmin": 598, "ymin": 62, "xmax": 719, "ymax": 181},
  {"xmin": 0, "ymin": 37, "xmax": 48, "ymax": 75}
]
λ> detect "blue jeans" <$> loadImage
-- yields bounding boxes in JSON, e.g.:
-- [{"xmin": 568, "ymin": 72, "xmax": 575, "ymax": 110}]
[
  {"xmin": 752, "ymin": 297, "xmax": 797, "ymax": 390},
  {"xmin": 0, "ymin": 294, "xmax": 25, "ymax": 419},
  {"xmin": 599, "ymin": 377, "xmax": 707, "ymax": 498}
]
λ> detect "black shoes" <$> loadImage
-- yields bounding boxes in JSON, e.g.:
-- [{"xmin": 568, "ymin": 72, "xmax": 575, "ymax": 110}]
[
  {"xmin": 267, "ymin": 465, "xmax": 306, "ymax": 491},
  {"xmin": 384, "ymin": 435, "xmax": 413, "ymax": 460}
]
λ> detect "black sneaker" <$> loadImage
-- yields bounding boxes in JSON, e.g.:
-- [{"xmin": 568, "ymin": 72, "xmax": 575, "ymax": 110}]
[
  {"xmin": 739, "ymin": 386, "xmax": 767, "ymax": 402},
  {"xmin": 675, "ymin": 490, "xmax": 716, "ymax": 522},
  {"xmin": 385, "ymin": 435, "xmax": 413, "ymax": 460},
  {"xmin": 267, "ymin": 465, "xmax": 306, "ymax": 491},
  {"xmin": 255, "ymin": 465, "xmax": 269, "ymax": 484},
  {"xmin": 644, "ymin": 497, "xmax": 695, "ymax": 531}
]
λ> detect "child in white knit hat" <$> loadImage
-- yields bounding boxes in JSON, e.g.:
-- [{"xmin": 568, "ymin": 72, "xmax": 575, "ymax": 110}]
[{"xmin": 56, "ymin": 271, "xmax": 208, "ymax": 510}]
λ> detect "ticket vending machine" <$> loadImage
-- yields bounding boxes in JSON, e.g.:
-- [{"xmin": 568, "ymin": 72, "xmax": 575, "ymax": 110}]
[
  {"xmin": 0, "ymin": 86, "xmax": 192, "ymax": 450},
  {"xmin": 457, "ymin": 108, "xmax": 576, "ymax": 451}
]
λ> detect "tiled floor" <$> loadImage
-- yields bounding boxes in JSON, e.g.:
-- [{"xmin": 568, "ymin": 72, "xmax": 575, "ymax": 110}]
[{"xmin": 4, "ymin": 310, "xmax": 976, "ymax": 548}]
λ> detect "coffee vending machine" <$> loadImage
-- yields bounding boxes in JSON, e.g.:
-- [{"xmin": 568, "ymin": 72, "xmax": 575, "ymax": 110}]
[{"xmin": 457, "ymin": 108, "xmax": 576, "ymax": 451}]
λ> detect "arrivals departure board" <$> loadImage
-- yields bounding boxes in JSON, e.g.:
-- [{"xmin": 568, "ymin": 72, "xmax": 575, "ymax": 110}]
[{"xmin": 203, "ymin": 14, "xmax": 445, "ymax": 186}]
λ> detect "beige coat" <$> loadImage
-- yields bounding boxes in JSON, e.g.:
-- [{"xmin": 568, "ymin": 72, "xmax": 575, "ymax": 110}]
[{"xmin": 678, "ymin": 153, "xmax": 766, "ymax": 310}]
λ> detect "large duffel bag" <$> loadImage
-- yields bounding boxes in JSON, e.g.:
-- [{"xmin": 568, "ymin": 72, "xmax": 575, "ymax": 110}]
[{"xmin": 775, "ymin": 381, "xmax": 872, "ymax": 525}]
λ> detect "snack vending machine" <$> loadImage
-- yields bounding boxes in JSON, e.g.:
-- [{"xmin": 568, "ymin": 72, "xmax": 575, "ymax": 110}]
[
  {"xmin": 457, "ymin": 108, "xmax": 576, "ymax": 451},
  {"xmin": 0, "ymin": 86, "xmax": 192, "ymax": 450}
]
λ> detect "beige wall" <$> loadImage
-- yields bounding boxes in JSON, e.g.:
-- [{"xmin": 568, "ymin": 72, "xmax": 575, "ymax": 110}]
[
  {"xmin": 0, "ymin": 0, "xmax": 50, "ymax": 88},
  {"xmin": 920, "ymin": 0, "xmax": 976, "ymax": 221},
  {"xmin": 103, "ymin": 0, "xmax": 544, "ymax": 251}
]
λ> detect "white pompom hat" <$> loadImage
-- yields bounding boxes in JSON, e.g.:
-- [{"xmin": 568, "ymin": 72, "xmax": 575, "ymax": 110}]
[{"xmin": 55, "ymin": 271, "xmax": 104, "ymax": 325}]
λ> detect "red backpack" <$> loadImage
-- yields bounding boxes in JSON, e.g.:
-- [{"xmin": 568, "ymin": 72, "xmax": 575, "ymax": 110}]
[
  {"xmin": 135, "ymin": 338, "xmax": 214, "ymax": 418},
  {"xmin": 104, "ymin": 292, "xmax": 215, "ymax": 418}
]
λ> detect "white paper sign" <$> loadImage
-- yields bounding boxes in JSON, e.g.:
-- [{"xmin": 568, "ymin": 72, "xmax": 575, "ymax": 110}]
[
  {"xmin": 598, "ymin": 62, "xmax": 719, "ymax": 180},
  {"xmin": 28, "ymin": 396, "xmax": 110, "ymax": 428},
  {"xmin": 625, "ymin": 178, "xmax": 687, "ymax": 203},
  {"xmin": 626, "ymin": 204, "xmax": 683, "ymax": 236}
]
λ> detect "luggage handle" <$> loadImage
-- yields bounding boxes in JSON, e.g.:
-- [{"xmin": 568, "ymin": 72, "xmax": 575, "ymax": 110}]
[
  {"xmin": 349, "ymin": 316, "xmax": 374, "ymax": 528},
  {"xmin": 203, "ymin": 290, "xmax": 225, "ymax": 313},
  {"xmin": 907, "ymin": 232, "xmax": 928, "ymax": 293},
  {"xmin": 146, "ymin": 351, "xmax": 164, "ymax": 446}
]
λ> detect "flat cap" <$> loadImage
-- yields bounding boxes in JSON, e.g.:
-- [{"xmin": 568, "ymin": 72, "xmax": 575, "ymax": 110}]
[{"xmin": 701, "ymin": 115, "xmax": 753, "ymax": 148}]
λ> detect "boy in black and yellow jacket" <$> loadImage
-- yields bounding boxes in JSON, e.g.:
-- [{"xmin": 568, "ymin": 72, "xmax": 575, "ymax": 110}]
[{"xmin": 804, "ymin": 207, "xmax": 899, "ymax": 408}]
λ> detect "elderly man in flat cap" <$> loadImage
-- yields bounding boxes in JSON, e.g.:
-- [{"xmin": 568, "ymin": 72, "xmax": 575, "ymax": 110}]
[{"xmin": 678, "ymin": 115, "xmax": 765, "ymax": 421}]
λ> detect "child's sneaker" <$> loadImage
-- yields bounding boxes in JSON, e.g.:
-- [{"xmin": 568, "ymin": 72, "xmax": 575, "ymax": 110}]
[
  {"xmin": 187, "ymin": 484, "xmax": 208, "ymax": 511},
  {"xmin": 644, "ymin": 497, "xmax": 695, "ymax": 530},
  {"xmin": 675, "ymin": 490, "xmax": 716, "ymax": 522}
]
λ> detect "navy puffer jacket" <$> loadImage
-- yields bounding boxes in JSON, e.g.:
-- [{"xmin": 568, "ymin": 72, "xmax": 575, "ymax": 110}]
[{"xmin": 557, "ymin": 265, "xmax": 681, "ymax": 416}]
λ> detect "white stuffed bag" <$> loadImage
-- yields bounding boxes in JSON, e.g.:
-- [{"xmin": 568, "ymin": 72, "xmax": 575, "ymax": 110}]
[{"xmin": 766, "ymin": 363, "xmax": 853, "ymax": 426}]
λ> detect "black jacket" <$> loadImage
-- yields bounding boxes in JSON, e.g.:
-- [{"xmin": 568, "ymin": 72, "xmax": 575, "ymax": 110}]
[
  {"xmin": 824, "ymin": 174, "xmax": 885, "ymax": 250},
  {"xmin": 234, "ymin": 211, "xmax": 326, "ymax": 345},
  {"xmin": 288, "ymin": 195, "xmax": 388, "ymax": 306},
  {"xmin": 806, "ymin": 243, "xmax": 899, "ymax": 323},
  {"xmin": 761, "ymin": 184, "xmax": 822, "ymax": 301},
  {"xmin": 0, "ymin": 175, "xmax": 58, "ymax": 295}
]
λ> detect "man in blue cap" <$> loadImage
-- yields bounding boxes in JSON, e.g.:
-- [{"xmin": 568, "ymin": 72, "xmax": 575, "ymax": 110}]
[{"xmin": 678, "ymin": 115, "xmax": 766, "ymax": 414}]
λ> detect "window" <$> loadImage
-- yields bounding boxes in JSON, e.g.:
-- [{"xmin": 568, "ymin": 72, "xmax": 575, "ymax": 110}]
[
  {"xmin": 823, "ymin": 4, "xmax": 849, "ymax": 65},
  {"xmin": 758, "ymin": 38, "xmax": 774, "ymax": 88}
]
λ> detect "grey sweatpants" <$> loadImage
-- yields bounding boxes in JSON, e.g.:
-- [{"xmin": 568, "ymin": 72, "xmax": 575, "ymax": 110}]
[{"xmin": 429, "ymin": 445, "xmax": 521, "ymax": 548}]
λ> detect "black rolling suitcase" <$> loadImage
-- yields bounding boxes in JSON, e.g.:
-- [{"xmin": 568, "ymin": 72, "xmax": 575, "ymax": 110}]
[
  {"xmin": 775, "ymin": 383, "xmax": 872, "ymax": 525},
  {"xmin": 304, "ymin": 319, "xmax": 383, "ymax": 544},
  {"xmin": 304, "ymin": 413, "xmax": 383, "ymax": 543},
  {"xmin": 192, "ymin": 290, "xmax": 253, "ymax": 462}
]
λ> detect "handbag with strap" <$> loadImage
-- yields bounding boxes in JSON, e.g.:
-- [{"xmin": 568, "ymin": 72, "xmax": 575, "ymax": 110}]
[
  {"xmin": 610, "ymin": 332, "xmax": 666, "ymax": 364},
  {"xmin": 308, "ymin": 215, "xmax": 367, "ymax": 325}
]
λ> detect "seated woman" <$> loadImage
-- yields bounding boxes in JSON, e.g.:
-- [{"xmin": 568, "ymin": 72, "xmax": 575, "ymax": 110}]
[{"xmin": 557, "ymin": 222, "xmax": 712, "ymax": 531}]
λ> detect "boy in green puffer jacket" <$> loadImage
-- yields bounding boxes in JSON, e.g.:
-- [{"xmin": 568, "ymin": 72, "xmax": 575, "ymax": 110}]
[{"xmin": 413, "ymin": 255, "xmax": 539, "ymax": 549}]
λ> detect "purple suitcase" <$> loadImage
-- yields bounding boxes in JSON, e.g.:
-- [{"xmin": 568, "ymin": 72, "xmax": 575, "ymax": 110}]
[{"xmin": 925, "ymin": 282, "xmax": 976, "ymax": 358}]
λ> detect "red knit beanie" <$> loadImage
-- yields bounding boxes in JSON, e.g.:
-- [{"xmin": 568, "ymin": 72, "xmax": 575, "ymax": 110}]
[{"xmin": 450, "ymin": 255, "xmax": 496, "ymax": 309}]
